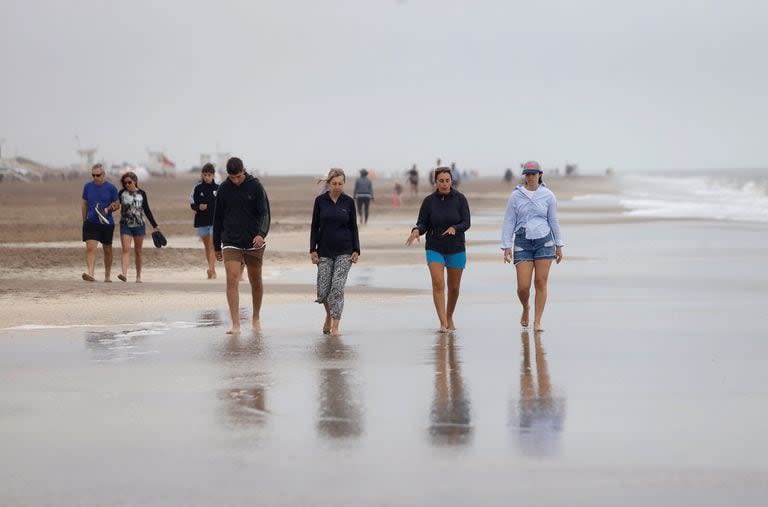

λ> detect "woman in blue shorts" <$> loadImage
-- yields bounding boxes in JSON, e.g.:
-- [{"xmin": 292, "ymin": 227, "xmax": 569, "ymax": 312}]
[
  {"xmin": 118, "ymin": 171, "xmax": 160, "ymax": 283},
  {"xmin": 501, "ymin": 161, "xmax": 564, "ymax": 331},
  {"xmin": 406, "ymin": 166, "xmax": 471, "ymax": 333}
]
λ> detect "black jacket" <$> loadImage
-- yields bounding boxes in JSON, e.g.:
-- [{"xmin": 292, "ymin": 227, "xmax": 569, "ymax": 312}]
[
  {"xmin": 413, "ymin": 188, "xmax": 471, "ymax": 254},
  {"xmin": 213, "ymin": 173, "xmax": 270, "ymax": 250},
  {"xmin": 189, "ymin": 180, "xmax": 219, "ymax": 228},
  {"xmin": 310, "ymin": 192, "xmax": 360, "ymax": 258}
]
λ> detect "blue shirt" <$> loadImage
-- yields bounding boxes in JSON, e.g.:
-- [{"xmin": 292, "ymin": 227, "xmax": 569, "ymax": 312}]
[
  {"xmin": 82, "ymin": 181, "xmax": 119, "ymax": 225},
  {"xmin": 500, "ymin": 184, "xmax": 564, "ymax": 248}
]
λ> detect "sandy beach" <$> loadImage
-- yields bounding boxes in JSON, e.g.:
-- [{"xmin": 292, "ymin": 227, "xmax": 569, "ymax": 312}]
[
  {"xmin": 2, "ymin": 172, "xmax": 768, "ymax": 506},
  {"xmin": 0, "ymin": 173, "xmax": 618, "ymax": 328}
]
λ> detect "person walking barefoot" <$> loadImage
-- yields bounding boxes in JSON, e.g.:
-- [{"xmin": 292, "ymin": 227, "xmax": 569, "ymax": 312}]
[
  {"xmin": 190, "ymin": 163, "xmax": 219, "ymax": 279},
  {"xmin": 213, "ymin": 157, "xmax": 271, "ymax": 334},
  {"xmin": 310, "ymin": 168, "xmax": 360, "ymax": 336},
  {"xmin": 501, "ymin": 161, "xmax": 564, "ymax": 332},
  {"xmin": 406, "ymin": 165, "xmax": 471, "ymax": 333},
  {"xmin": 117, "ymin": 172, "xmax": 160, "ymax": 283}
]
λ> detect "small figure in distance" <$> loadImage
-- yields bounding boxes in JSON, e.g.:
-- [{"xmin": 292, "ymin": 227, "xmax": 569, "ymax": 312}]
[
  {"xmin": 406, "ymin": 165, "xmax": 471, "ymax": 333},
  {"xmin": 407, "ymin": 164, "xmax": 419, "ymax": 196},
  {"xmin": 501, "ymin": 161, "xmax": 564, "ymax": 332},
  {"xmin": 213, "ymin": 157, "xmax": 271, "ymax": 334},
  {"xmin": 353, "ymin": 168, "xmax": 374, "ymax": 225},
  {"xmin": 503, "ymin": 168, "xmax": 514, "ymax": 185},
  {"xmin": 81, "ymin": 163, "xmax": 120, "ymax": 282},
  {"xmin": 310, "ymin": 168, "xmax": 360, "ymax": 337},
  {"xmin": 190, "ymin": 163, "xmax": 219, "ymax": 279}
]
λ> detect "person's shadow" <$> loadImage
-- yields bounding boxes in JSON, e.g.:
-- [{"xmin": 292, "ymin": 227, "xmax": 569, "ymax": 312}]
[
  {"xmin": 510, "ymin": 330, "xmax": 567, "ymax": 456},
  {"xmin": 315, "ymin": 336, "xmax": 364, "ymax": 440},
  {"xmin": 428, "ymin": 333, "xmax": 472, "ymax": 446}
]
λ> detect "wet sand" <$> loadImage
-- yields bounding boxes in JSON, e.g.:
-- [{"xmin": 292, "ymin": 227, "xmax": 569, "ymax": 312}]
[{"xmin": 2, "ymin": 175, "xmax": 768, "ymax": 505}]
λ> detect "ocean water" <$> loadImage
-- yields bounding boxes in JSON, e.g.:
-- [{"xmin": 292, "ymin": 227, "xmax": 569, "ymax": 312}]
[{"xmin": 574, "ymin": 169, "xmax": 768, "ymax": 223}]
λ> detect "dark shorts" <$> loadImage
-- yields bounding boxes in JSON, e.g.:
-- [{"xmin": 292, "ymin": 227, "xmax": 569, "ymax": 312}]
[
  {"xmin": 82, "ymin": 220, "xmax": 115, "ymax": 245},
  {"xmin": 120, "ymin": 223, "xmax": 146, "ymax": 237},
  {"xmin": 222, "ymin": 245, "xmax": 265, "ymax": 268},
  {"xmin": 513, "ymin": 229, "xmax": 556, "ymax": 265}
]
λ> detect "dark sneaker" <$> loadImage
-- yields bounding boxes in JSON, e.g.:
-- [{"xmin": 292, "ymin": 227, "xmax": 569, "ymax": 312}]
[{"xmin": 94, "ymin": 204, "xmax": 110, "ymax": 224}]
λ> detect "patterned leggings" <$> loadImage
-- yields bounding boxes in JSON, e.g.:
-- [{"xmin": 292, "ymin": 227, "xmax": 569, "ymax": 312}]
[{"xmin": 315, "ymin": 254, "xmax": 353, "ymax": 319}]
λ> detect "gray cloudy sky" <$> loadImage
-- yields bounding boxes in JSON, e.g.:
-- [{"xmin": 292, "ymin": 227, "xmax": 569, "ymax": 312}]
[{"xmin": 2, "ymin": 0, "xmax": 767, "ymax": 174}]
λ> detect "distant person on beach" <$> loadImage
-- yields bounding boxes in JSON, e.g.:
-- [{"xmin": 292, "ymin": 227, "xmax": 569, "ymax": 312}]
[
  {"xmin": 213, "ymin": 157, "xmax": 271, "ymax": 334},
  {"xmin": 503, "ymin": 168, "xmax": 514, "ymax": 185},
  {"xmin": 81, "ymin": 163, "xmax": 119, "ymax": 282},
  {"xmin": 501, "ymin": 161, "xmax": 564, "ymax": 332},
  {"xmin": 392, "ymin": 181, "xmax": 403, "ymax": 208},
  {"xmin": 310, "ymin": 168, "xmax": 360, "ymax": 336},
  {"xmin": 190, "ymin": 163, "xmax": 219, "ymax": 279},
  {"xmin": 353, "ymin": 168, "xmax": 374, "ymax": 225},
  {"xmin": 407, "ymin": 164, "xmax": 419, "ymax": 196},
  {"xmin": 406, "ymin": 166, "xmax": 471, "ymax": 333},
  {"xmin": 117, "ymin": 171, "xmax": 160, "ymax": 283}
]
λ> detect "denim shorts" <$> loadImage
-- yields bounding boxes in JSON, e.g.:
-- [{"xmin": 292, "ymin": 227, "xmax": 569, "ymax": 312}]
[
  {"xmin": 513, "ymin": 228, "xmax": 555, "ymax": 264},
  {"xmin": 426, "ymin": 250, "xmax": 467, "ymax": 269},
  {"xmin": 120, "ymin": 223, "xmax": 146, "ymax": 237},
  {"xmin": 196, "ymin": 225, "xmax": 214, "ymax": 237}
]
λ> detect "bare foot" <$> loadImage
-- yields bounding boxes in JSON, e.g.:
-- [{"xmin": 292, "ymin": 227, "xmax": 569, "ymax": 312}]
[
  {"xmin": 104, "ymin": 278, "xmax": 112, "ymax": 283},
  {"xmin": 520, "ymin": 306, "xmax": 530, "ymax": 327},
  {"xmin": 118, "ymin": 274, "xmax": 127, "ymax": 282},
  {"xmin": 330, "ymin": 329, "xmax": 341, "ymax": 337},
  {"xmin": 322, "ymin": 316, "xmax": 331, "ymax": 334},
  {"xmin": 135, "ymin": 279, "xmax": 142, "ymax": 283},
  {"xmin": 226, "ymin": 327, "xmax": 241, "ymax": 335},
  {"xmin": 533, "ymin": 322, "xmax": 544, "ymax": 332},
  {"xmin": 438, "ymin": 327, "xmax": 449, "ymax": 333},
  {"xmin": 447, "ymin": 319, "xmax": 456, "ymax": 331},
  {"xmin": 252, "ymin": 320, "xmax": 261, "ymax": 333},
  {"xmin": 206, "ymin": 269, "xmax": 213, "ymax": 279},
  {"xmin": 82, "ymin": 273, "xmax": 95, "ymax": 282}
]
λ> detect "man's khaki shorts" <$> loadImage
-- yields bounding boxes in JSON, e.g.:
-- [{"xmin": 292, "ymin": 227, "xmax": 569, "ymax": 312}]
[{"xmin": 222, "ymin": 246, "xmax": 265, "ymax": 267}]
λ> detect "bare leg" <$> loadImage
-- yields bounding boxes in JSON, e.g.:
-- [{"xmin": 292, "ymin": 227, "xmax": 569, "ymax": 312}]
[
  {"xmin": 103, "ymin": 245, "xmax": 113, "ymax": 282},
  {"xmin": 445, "ymin": 267, "xmax": 464, "ymax": 330},
  {"xmin": 323, "ymin": 303, "xmax": 331, "ymax": 334},
  {"xmin": 515, "ymin": 261, "xmax": 534, "ymax": 327},
  {"xmin": 202, "ymin": 235, "xmax": 216, "ymax": 278},
  {"xmin": 224, "ymin": 260, "xmax": 242, "ymax": 334},
  {"xmin": 532, "ymin": 259, "xmax": 553, "ymax": 331},
  {"xmin": 246, "ymin": 262, "xmax": 263, "ymax": 332},
  {"xmin": 330, "ymin": 318, "xmax": 341, "ymax": 337},
  {"xmin": 85, "ymin": 240, "xmax": 98, "ymax": 278},
  {"xmin": 134, "ymin": 235, "xmax": 144, "ymax": 282},
  {"xmin": 427, "ymin": 262, "xmax": 448, "ymax": 332},
  {"xmin": 120, "ymin": 234, "xmax": 132, "ymax": 279}
]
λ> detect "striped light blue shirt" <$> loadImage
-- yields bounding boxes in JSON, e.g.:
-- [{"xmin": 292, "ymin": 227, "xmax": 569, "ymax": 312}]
[{"xmin": 500, "ymin": 184, "xmax": 564, "ymax": 248}]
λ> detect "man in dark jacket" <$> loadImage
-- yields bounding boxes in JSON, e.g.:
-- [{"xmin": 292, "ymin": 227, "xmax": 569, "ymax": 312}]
[{"xmin": 213, "ymin": 157, "xmax": 271, "ymax": 333}]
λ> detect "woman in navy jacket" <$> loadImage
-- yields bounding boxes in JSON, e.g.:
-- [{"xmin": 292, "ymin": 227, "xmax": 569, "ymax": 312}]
[
  {"xmin": 406, "ymin": 166, "xmax": 471, "ymax": 333},
  {"xmin": 310, "ymin": 168, "xmax": 360, "ymax": 336}
]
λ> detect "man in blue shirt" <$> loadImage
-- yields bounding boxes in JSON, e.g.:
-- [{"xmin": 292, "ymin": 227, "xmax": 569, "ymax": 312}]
[{"xmin": 81, "ymin": 163, "xmax": 120, "ymax": 282}]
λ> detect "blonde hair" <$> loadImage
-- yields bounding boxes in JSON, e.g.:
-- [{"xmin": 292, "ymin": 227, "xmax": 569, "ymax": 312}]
[{"xmin": 324, "ymin": 167, "xmax": 346, "ymax": 183}]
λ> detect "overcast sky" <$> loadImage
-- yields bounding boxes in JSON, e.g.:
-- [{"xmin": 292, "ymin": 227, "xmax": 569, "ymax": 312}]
[{"xmin": 2, "ymin": 0, "xmax": 767, "ymax": 174}]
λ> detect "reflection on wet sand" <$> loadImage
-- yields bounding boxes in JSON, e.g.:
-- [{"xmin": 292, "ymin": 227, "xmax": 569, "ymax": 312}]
[
  {"xmin": 316, "ymin": 336, "xmax": 364, "ymax": 439},
  {"xmin": 510, "ymin": 330, "xmax": 566, "ymax": 456},
  {"xmin": 196, "ymin": 310, "xmax": 223, "ymax": 328},
  {"xmin": 219, "ymin": 333, "xmax": 270, "ymax": 427},
  {"xmin": 85, "ymin": 329, "xmax": 158, "ymax": 363},
  {"xmin": 429, "ymin": 334, "xmax": 472, "ymax": 446}
]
